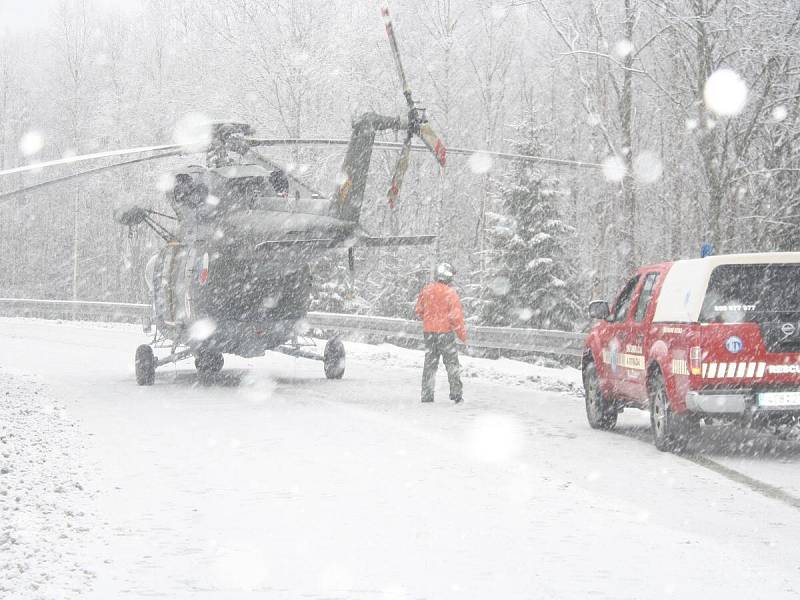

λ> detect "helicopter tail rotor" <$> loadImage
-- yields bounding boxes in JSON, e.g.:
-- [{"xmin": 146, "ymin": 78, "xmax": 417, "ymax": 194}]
[{"xmin": 381, "ymin": 6, "xmax": 447, "ymax": 208}]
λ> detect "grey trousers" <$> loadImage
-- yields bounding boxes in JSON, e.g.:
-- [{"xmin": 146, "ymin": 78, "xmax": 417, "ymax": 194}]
[{"xmin": 421, "ymin": 332, "xmax": 463, "ymax": 402}]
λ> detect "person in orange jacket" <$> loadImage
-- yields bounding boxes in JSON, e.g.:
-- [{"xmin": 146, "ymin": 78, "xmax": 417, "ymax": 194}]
[{"xmin": 415, "ymin": 262, "xmax": 466, "ymax": 403}]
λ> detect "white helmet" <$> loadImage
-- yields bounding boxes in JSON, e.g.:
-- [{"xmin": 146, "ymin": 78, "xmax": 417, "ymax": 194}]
[{"xmin": 435, "ymin": 262, "xmax": 455, "ymax": 283}]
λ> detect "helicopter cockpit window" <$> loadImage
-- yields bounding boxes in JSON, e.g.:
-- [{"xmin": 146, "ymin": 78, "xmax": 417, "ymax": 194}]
[{"xmin": 172, "ymin": 175, "xmax": 209, "ymax": 213}]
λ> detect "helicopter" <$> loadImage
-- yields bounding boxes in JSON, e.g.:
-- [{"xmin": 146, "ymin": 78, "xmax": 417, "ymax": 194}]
[
  {"xmin": 0, "ymin": 8, "xmax": 603, "ymax": 386},
  {"xmin": 0, "ymin": 7, "xmax": 452, "ymax": 385}
]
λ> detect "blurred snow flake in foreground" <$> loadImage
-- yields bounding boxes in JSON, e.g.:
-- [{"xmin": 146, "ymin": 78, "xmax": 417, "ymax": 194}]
[
  {"xmin": 633, "ymin": 150, "xmax": 663, "ymax": 185},
  {"xmin": 239, "ymin": 372, "xmax": 276, "ymax": 405},
  {"xmin": 516, "ymin": 306, "xmax": 534, "ymax": 321},
  {"xmin": 504, "ymin": 472, "xmax": 535, "ymax": 503},
  {"xmin": 155, "ymin": 172, "xmax": 175, "ymax": 192},
  {"xmin": 19, "ymin": 131, "xmax": 44, "ymax": 156},
  {"xmin": 489, "ymin": 276, "xmax": 511, "ymax": 296},
  {"xmin": 468, "ymin": 151, "xmax": 493, "ymax": 174},
  {"xmin": 293, "ymin": 318, "xmax": 310, "ymax": 336},
  {"xmin": 334, "ymin": 170, "xmax": 348, "ymax": 186},
  {"xmin": 381, "ymin": 585, "xmax": 409, "ymax": 600},
  {"xmin": 173, "ymin": 112, "xmax": 212, "ymax": 152},
  {"xmin": 602, "ymin": 155, "xmax": 626, "ymax": 182},
  {"xmin": 188, "ymin": 318, "xmax": 216, "ymax": 341},
  {"xmin": 489, "ymin": 4, "xmax": 507, "ymax": 20},
  {"xmin": 703, "ymin": 69, "xmax": 748, "ymax": 116},
  {"xmin": 612, "ymin": 39, "xmax": 634, "ymax": 59},
  {"xmin": 213, "ymin": 547, "xmax": 268, "ymax": 590},
  {"xmin": 466, "ymin": 413, "xmax": 525, "ymax": 463},
  {"xmin": 319, "ymin": 564, "xmax": 354, "ymax": 594},
  {"xmin": 772, "ymin": 105, "xmax": 788, "ymax": 122}
]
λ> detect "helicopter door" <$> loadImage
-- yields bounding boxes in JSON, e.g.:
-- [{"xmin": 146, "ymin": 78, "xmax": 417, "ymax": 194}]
[
  {"xmin": 181, "ymin": 246, "xmax": 197, "ymax": 320},
  {"xmin": 153, "ymin": 244, "xmax": 189, "ymax": 326}
]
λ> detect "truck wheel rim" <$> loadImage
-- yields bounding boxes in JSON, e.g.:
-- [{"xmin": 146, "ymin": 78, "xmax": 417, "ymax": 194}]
[{"xmin": 653, "ymin": 388, "xmax": 666, "ymax": 437}]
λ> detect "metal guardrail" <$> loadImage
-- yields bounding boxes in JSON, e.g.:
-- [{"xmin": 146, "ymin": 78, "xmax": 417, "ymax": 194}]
[{"xmin": 0, "ymin": 298, "xmax": 585, "ymax": 357}]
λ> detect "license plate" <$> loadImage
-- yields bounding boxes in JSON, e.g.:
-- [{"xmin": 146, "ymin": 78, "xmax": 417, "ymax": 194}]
[{"xmin": 758, "ymin": 392, "xmax": 800, "ymax": 408}]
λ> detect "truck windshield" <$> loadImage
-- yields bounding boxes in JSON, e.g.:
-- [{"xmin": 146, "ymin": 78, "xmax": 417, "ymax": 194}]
[{"xmin": 699, "ymin": 263, "xmax": 800, "ymax": 322}]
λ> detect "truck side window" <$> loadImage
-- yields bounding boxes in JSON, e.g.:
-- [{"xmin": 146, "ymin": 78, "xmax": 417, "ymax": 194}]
[
  {"xmin": 611, "ymin": 275, "xmax": 640, "ymax": 322},
  {"xmin": 633, "ymin": 272, "xmax": 659, "ymax": 322}
]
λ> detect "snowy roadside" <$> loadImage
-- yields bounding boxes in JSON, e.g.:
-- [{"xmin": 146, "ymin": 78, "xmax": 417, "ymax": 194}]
[
  {"xmin": 3, "ymin": 317, "xmax": 584, "ymax": 396},
  {"xmin": 0, "ymin": 368, "xmax": 95, "ymax": 599},
  {"xmin": 341, "ymin": 340, "xmax": 584, "ymax": 395}
]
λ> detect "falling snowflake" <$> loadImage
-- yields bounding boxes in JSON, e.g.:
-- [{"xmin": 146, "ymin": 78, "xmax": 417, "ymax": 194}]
[
  {"xmin": 772, "ymin": 105, "xmax": 788, "ymax": 122},
  {"xmin": 602, "ymin": 155, "xmax": 626, "ymax": 182},
  {"xmin": 19, "ymin": 131, "xmax": 44, "ymax": 156},
  {"xmin": 212, "ymin": 547, "xmax": 268, "ymax": 590},
  {"xmin": 240, "ymin": 372, "xmax": 277, "ymax": 405},
  {"xmin": 489, "ymin": 4, "xmax": 507, "ymax": 20},
  {"xmin": 334, "ymin": 171, "xmax": 348, "ymax": 186},
  {"xmin": 468, "ymin": 151, "xmax": 493, "ymax": 174},
  {"xmin": 188, "ymin": 318, "xmax": 216, "ymax": 341},
  {"xmin": 155, "ymin": 172, "xmax": 175, "ymax": 192},
  {"xmin": 703, "ymin": 69, "xmax": 748, "ymax": 116},
  {"xmin": 489, "ymin": 276, "xmax": 511, "ymax": 296},
  {"xmin": 633, "ymin": 151, "xmax": 663, "ymax": 185},
  {"xmin": 612, "ymin": 39, "xmax": 634, "ymax": 59},
  {"xmin": 173, "ymin": 112, "xmax": 212, "ymax": 152},
  {"xmin": 465, "ymin": 413, "xmax": 525, "ymax": 463},
  {"xmin": 516, "ymin": 307, "xmax": 534, "ymax": 321}
]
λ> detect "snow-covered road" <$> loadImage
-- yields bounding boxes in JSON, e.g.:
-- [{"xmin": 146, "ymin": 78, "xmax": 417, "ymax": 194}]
[{"xmin": 2, "ymin": 318, "xmax": 800, "ymax": 599}]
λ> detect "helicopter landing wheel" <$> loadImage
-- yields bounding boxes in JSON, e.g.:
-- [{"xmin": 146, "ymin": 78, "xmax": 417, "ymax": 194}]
[
  {"xmin": 195, "ymin": 350, "xmax": 224, "ymax": 375},
  {"xmin": 135, "ymin": 344, "xmax": 155, "ymax": 386},
  {"xmin": 323, "ymin": 337, "xmax": 345, "ymax": 379}
]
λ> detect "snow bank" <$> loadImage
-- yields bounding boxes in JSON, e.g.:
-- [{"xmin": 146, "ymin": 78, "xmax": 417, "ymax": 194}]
[{"xmin": 0, "ymin": 369, "xmax": 95, "ymax": 599}]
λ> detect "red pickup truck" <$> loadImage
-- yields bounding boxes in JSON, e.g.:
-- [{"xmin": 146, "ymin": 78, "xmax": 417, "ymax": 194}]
[{"xmin": 583, "ymin": 252, "xmax": 800, "ymax": 451}]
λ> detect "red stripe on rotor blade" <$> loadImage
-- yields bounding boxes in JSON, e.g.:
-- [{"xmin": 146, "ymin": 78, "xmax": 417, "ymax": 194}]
[{"xmin": 435, "ymin": 141, "xmax": 446, "ymax": 166}]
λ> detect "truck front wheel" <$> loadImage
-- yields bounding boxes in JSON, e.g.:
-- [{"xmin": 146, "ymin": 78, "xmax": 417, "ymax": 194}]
[
  {"xmin": 649, "ymin": 371, "xmax": 696, "ymax": 452},
  {"xmin": 584, "ymin": 361, "xmax": 617, "ymax": 430}
]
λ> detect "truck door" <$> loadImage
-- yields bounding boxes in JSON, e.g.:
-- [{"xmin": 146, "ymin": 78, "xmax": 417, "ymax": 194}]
[
  {"xmin": 617, "ymin": 271, "xmax": 660, "ymax": 400},
  {"xmin": 601, "ymin": 274, "xmax": 640, "ymax": 397}
]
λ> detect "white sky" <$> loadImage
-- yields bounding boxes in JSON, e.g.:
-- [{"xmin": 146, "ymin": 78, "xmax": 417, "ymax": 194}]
[{"xmin": 0, "ymin": 0, "xmax": 141, "ymax": 32}]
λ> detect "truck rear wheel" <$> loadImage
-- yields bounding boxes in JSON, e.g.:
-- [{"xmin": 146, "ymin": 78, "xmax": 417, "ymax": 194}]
[
  {"xmin": 649, "ymin": 372, "xmax": 695, "ymax": 452},
  {"xmin": 584, "ymin": 361, "xmax": 617, "ymax": 430}
]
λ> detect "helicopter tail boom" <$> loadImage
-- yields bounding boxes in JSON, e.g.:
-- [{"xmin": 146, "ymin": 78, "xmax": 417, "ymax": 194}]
[{"xmin": 332, "ymin": 112, "xmax": 403, "ymax": 223}]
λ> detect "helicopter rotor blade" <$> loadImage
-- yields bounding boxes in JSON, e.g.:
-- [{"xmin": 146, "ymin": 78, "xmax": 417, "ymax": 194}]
[
  {"xmin": 387, "ymin": 135, "xmax": 412, "ymax": 208},
  {"xmin": 0, "ymin": 151, "xmax": 182, "ymax": 204},
  {"xmin": 381, "ymin": 6, "xmax": 412, "ymax": 106},
  {"xmin": 245, "ymin": 138, "xmax": 603, "ymax": 170},
  {"xmin": 0, "ymin": 143, "xmax": 183, "ymax": 178},
  {"xmin": 381, "ymin": 6, "xmax": 447, "ymax": 168},
  {"xmin": 417, "ymin": 122, "xmax": 446, "ymax": 167}
]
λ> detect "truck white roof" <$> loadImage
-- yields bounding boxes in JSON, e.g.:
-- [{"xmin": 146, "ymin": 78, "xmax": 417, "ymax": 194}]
[{"xmin": 652, "ymin": 252, "xmax": 800, "ymax": 323}]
